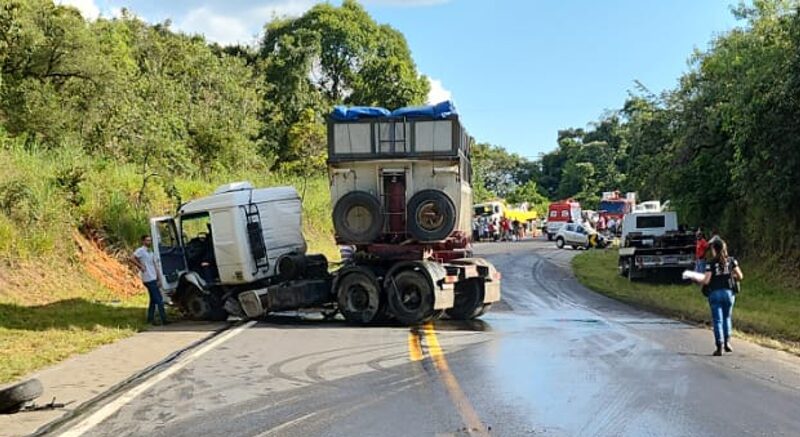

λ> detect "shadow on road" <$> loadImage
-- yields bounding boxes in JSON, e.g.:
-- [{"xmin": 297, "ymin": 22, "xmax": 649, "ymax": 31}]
[
  {"xmin": 0, "ymin": 299, "xmax": 227, "ymax": 332},
  {"xmin": 256, "ymin": 313, "xmax": 492, "ymax": 332}
]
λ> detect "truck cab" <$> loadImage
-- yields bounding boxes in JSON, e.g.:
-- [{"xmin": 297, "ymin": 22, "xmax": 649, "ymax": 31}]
[
  {"xmin": 618, "ymin": 210, "xmax": 695, "ymax": 280},
  {"xmin": 545, "ymin": 200, "xmax": 582, "ymax": 240},
  {"xmin": 149, "ymin": 183, "xmax": 314, "ymax": 319}
]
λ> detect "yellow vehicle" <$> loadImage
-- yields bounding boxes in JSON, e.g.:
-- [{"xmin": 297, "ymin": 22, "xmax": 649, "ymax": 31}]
[{"xmin": 473, "ymin": 201, "xmax": 538, "ymax": 224}]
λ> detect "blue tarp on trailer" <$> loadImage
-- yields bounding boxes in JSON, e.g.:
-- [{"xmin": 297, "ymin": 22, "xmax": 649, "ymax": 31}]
[
  {"xmin": 330, "ymin": 106, "xmax": 390, "ymax": 121},
  {"xmin": 330, "ymin": 101, "xmax": 457, "ymax": 121},
  {"xmin": 390, "ymin": 101, "xmax": 457, "ymax": 119}
]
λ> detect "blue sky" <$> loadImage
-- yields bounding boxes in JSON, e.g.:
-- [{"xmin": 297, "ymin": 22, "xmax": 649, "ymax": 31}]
[{"xmin": 60, "ymin": 0, "xmax": 742, "ymax": 158}]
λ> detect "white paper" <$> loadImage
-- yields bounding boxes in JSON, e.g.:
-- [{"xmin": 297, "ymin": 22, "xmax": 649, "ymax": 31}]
[{"xmin": 682, "ymin": 270, "xmax": 705, "ymax": 282}]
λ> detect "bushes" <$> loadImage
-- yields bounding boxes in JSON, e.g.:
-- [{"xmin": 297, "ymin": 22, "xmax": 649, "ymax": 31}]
[{"xmin": 0, "ymin": 146, "xmax": 335, "ymax": 260}]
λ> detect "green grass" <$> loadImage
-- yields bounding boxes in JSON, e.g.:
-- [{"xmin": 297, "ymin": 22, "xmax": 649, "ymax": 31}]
[{"xmin": 573, "ymin": 250, "xmax": 800, "ymax": 347}]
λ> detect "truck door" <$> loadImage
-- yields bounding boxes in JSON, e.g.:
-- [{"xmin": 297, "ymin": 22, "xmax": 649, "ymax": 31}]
[{"xmin": 150, "ymin": 217, "xmax": 187, "ymax": 291}]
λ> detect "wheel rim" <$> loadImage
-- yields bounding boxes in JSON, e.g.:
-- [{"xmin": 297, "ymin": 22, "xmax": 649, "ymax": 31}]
[
  {"xmin": 399, "ymin": 284, "xmax": 423, "ymax": 311},
  {"xmin": 416, "ymin": 201, "xmax": 444, "ymax": 231},
  {"xmin": 347, "ymin": 285, "xmax": 370, "ymax": 312},
  {"xmin": 345, "ymin": 205, "xmax": 372, "ymax": 234}
]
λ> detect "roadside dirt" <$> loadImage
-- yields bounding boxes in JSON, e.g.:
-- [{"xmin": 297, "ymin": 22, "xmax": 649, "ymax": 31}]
[{"xmin": 73, "ymin": 231, "xmax": 140, "ymax": 298}]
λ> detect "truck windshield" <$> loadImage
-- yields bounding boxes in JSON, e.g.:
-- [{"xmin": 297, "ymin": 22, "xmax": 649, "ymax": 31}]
[
  {"xmin": 599, "ymin": 201, "xmax": 626, "ymax": 214},
  {"xmin": 636, "ymin": 215, "xmax": 666, "ymax": 228}
]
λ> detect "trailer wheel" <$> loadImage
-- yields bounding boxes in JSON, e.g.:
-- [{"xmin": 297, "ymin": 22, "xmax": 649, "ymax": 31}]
[
  {"xmin": 181, "ymin": 286, "xmax": 227, "ymax": 321},
  {"xmin": 446, "ymin": 279, "xmax": 485, "ymax": 320},
  {"xmin": 337, "ymin": 270, "xmax": 382, "ymax": 324},
  {"xmin": 333, "ymin": 191, "xmax": 384, "ymax": 244},
  {"xmin": 406, "ymin": 190, "xmax": 456, "ymax": 242},
  {"xmin": 387, "ymin": 270, "xmax": 435, "ymax": 325},
  {"xmin": 0, "ymin": 378, "xmax": 42, "ymax": 414}
]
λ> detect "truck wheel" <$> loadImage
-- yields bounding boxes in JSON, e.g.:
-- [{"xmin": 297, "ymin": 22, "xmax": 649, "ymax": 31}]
[
  {"xmin": 546, "ymin": 233, "xmax": 553, "ymax": 241},
  {"xmin": 387, "ymin": 270, "xmax": 435, "ymax": 325},
  {"xmin": 182, "ymin": 287, "xmax": 227, "ymax": 321},
  {"xmin": 333, "ymin": 191, "xmax": 384, "ymax": 244},
  {"xmin": 0, "ymin": 378, "xmax": 42, "ymax": 414},
  {"xmin": 337, "ymin": 270, "xmax": 382, "ymax": 324},
  {"xmin": 556, "ymin": 237, "xmax": 565, "ymax": 249},
  {"xmin": 446, "ymin": 279, "xmax": 484, "ymax": 320},
  {"xmin": 406, "ymin": 190, "xmax": 456, "ymax": 242}
]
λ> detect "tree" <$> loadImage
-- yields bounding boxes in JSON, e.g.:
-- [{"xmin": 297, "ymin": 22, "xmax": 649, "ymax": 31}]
[{"xmin": 257, "ymin": 1, "xmax": 429, "ymax": 165}]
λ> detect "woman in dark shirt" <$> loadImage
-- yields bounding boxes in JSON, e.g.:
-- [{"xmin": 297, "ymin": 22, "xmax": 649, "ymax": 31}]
[{"xmin": 690, "ymin": 237, "xmax": 744, "ymax": 356}]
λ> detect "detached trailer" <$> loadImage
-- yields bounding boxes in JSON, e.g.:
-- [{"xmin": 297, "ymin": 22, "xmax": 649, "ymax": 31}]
[{"xmin": 149, "ymin": 102, "xmax": 501, "ymax": 325}]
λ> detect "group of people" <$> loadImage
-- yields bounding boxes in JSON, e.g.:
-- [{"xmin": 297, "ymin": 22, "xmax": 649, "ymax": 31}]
[
  {"xmin": 595, "ymin": 215, "xmax": 621, "ymax": 236},
  {"xmin": 690, "ymin": 228, "xmax": 744, "ymax": 356},
  {"xmin": 472, "ymin": 216, "xmax": 529, "ymax": 242}
]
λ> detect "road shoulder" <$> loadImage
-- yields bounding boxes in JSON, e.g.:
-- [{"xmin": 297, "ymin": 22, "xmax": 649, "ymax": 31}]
[{"xmin": 0, "ymin": 322, "xmax": 225, "ymax": 437}]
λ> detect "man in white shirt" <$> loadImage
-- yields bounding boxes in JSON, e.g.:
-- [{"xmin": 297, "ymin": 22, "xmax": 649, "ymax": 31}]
[{"xmin": 131, "ymin": 235, "xmax": 168, "ymax": 325}]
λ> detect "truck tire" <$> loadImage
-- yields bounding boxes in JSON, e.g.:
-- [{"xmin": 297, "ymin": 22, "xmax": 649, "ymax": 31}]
[
  {"xmin": 406, "ymin": 190, "xmax": 456, "ymax": 242},
  {"xmin": 546, "ymin": 233, "xmax": 553, "ymax": 241},
  {"xmin": 337, "ymin": 269, "xmax": 382, "ymax": 324},
  {"xmin": 181, "ymin": 286, "xmax": 227, "ymax": 321},
  {"xmin": 556, "ymin": 237, "xmax": 565, "ymax": 249},
  {"xmin": 333, "ymin": 191, "xmax": 384, "ymax": 244},
  {"xmin": 386, "ymin": 270, "xmax": 435, "ymax": 325},
  {"xmin": 446, "ymin": 279, "xmax": 485, "ymax": 320},
  {"xmin": 0, "ymin": 378, "xmax": 42, "ymax": 414}
]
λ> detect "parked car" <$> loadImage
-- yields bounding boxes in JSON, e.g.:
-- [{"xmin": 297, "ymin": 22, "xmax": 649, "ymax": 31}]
[{"xmin": 554, "ymin": 222, "xmax": 606, "ymax": 249}]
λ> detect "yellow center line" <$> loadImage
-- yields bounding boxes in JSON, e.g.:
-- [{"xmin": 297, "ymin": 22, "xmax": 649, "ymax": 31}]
[
  {"xmin": 408, "ymin": 329, "xmax": 425, "ymax": 361},
  {"xmin": 420, "ymin": 322, "xmax": 489, "ymax": 436}
]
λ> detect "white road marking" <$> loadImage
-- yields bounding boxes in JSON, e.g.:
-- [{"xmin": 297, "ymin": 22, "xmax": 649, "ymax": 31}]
[{"xmin": 58, "ymin": 320, "xmax": 257, "ymax": 437}]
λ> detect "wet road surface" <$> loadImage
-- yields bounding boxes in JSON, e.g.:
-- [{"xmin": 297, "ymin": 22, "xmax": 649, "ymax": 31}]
[{"xmin": 71, "ymin": 240, "xmax": 800, "ymax": 436}]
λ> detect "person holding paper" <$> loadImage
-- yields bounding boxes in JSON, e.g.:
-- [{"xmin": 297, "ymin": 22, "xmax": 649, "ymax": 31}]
[{"xmin": 688, "ymin": 237, "xmax": 744, "ymax": 356}]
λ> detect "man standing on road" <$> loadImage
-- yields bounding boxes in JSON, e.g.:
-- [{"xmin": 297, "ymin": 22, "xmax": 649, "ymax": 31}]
[
  {"xmin": 131, "ymin": 235, "xmax": 168, "ymax": 325},
  {"xmin": 695, "ymin": 230, "xmax": 709, "ymax": 273}
]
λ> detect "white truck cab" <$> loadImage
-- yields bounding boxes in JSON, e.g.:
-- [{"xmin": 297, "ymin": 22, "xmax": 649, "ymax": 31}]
[
  {"xmin": 150, "ymin": 182, "xmax": 307, "ymax": 293},
  {"xmin": 620, "ymin": 211, "xmax": 678, "ymax": 244}
]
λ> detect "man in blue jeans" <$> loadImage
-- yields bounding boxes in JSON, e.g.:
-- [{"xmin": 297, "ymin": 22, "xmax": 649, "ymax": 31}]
[{"xmin": 131, "ymin": 235, "xmax": 168, "ymax": 325}]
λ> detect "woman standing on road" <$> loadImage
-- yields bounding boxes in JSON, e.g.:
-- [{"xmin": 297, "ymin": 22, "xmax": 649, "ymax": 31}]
[{"xmin": 690, "ymin": 237, "xmax": 744, "ymax": 356}]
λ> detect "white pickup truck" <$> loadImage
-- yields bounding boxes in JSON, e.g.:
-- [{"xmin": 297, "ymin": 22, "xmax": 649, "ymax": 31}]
[{"xmin": 618, "ymin": 211, "xmax": 695, "ymax": 280}]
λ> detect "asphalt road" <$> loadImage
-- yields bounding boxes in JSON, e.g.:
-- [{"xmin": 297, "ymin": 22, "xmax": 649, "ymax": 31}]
[{"xmin": 69, "ymin": 240, "xmax": 800, "ymax": 437}]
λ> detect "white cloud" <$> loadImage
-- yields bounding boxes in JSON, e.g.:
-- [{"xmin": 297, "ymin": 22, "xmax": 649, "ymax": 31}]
[
  {"xmin": 178, "ymin": 7, "xmax": 253, "ymax": 46},
  {"xmin": 56, "ymin": 0, "xmax": 100, "ymax": 21},
  {"xmin": 427, "ymin": 78, "xmax": 452, "ymax": 104},
  {"xmin": 175, "ymin": 1, "xmax": 316, "ymax": 46}
]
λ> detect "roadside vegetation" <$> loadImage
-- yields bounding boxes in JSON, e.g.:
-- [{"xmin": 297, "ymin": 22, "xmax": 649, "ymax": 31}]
[
  {"xmin": 573, "ymin": 250, "xmax": 800, "ymax": 348},
  {"xmin": 0, "ymin": 0, "xmax": 428, "ymax": 383}
]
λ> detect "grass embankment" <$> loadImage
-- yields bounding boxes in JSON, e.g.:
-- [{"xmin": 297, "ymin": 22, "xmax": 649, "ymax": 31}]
[
  {"xmin": 573, "ymin": 250, "xmax": 800, "ymax": 350},
  {"xmin": 0, "ymin": 147, "xmax": 336, "ymax": 384}
]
